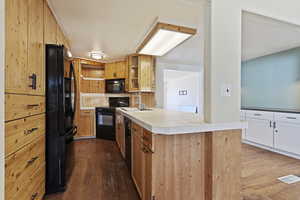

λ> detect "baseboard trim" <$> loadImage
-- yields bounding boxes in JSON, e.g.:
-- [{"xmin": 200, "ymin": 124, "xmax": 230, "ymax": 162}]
[{"xmin": 243, "ymin": 140, "xmax": 300, "ymax": 160}]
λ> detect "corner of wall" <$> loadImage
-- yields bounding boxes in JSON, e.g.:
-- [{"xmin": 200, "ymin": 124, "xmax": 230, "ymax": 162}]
[{"xmin": 0, "ymin": 0, "xmax": 5, "ymax": 199}]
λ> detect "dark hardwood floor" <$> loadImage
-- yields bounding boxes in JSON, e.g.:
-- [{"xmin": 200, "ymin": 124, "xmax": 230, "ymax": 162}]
[
  {"xmin": 44, "ymin": 139, "xmax": 140, "ymax": 200},
  {"xmin": 44, "ymin": 139, "xmax": 300, "ymax": 200}
]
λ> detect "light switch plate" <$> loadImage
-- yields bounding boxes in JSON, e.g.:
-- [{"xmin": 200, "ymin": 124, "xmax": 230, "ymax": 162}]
[{"xmin": 221, "ymin": 84, "xmax": 232, "ymax": 97}]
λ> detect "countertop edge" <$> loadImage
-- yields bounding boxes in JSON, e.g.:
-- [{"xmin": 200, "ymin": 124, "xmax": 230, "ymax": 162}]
[{"xmin": 117, "ymin": 109, "xmax": 248, "ymax": 135}]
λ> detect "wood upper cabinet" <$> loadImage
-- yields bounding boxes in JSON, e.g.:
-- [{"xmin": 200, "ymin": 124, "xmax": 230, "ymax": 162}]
[
  {"xmin": 44, "ymin": 2, "xmax": 57, "ymax": 44},
  {"xmin": 5, "ymin": 0, "xmax": 29, "ymax": 94},
  {"xmin": 76, "ymin": 110, "xmax": 95, "ymax": 138},
  {"xmin": 138, "ymin": 55, "xmax": 155, "ymax": 92},
  {"xmin": 128, "ymin": 54, "xmax": 155, "ymax": 92},
  {"xmin": 105, "ymin": 61, "xmax": 127, "ymax": 79},
  {"xmin": 6, "ymin": 0, "xmax": 45, "ymax": 95},
  {"xmin": 28, "ymin": 0, "xmax": 45, "ymax": 95}
]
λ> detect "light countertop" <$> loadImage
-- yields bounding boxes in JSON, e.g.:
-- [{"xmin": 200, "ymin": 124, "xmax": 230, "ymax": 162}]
[{"xmin": 117, "ymin": 108, "xmax": 247, "ymax": 135}]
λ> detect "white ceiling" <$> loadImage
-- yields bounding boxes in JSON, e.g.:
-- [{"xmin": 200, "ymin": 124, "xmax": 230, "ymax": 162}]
[
  {"xmin": 48, "ymin": 0, "xmax": 206, "ymax": 63},
  {"xmin": 242, "ymin": 12, "xmax": 300, "ymax": 61}
]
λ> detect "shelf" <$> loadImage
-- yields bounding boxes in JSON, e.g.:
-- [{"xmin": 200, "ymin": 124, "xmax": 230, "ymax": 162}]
[{"xmin": 81, "ymin": 76, "xmax": 105, "ymax": 81}]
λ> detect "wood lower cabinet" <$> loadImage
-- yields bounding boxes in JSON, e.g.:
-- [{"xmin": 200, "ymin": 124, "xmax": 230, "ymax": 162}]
[
  {"xmin": 130, "ymin": 122, "xmax": 241, "ymax": 200},
  {"xmin": 5, "ymin": 114, "xmax": 45, "ymax": 157},
  {"xmin": 5, "ymin": 94, "xmax": 45, "ymax": 121},
  {"xmin": 76, "ymin": 110, "xmax": 96, "ymax": 138},
  {"xmin": 5, "ymin": 135, "xmax": 45, "ymax": 200},
  {"xmin": 131, "ymin": 123, "xmax": 144, "ymax": 197},
  {"xmin": 116, "ymin": 113, "xmax": 125, "ymax": 158}
]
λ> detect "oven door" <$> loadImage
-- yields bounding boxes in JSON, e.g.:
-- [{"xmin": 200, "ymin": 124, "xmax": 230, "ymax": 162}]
[{"xmin": 96, "ymin": 108, "xmax": 116, "ymax": 140}]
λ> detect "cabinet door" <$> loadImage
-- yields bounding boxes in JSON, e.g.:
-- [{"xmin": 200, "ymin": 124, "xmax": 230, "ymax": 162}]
[
  {"xmin": 142, "ymin": 146, "xmax": 152, "ymax": 200},
  {"xmin": 139, "ymin": 56, "xmax": 154, "ymax": 91},
  {"xmin": 116, "ymin": 61, "xmax": 126, "ymax": 79},
  {"xmin": 56, "ymin": 26, "xmax": 64, "ymax": 45},
  {"xmin": 44, "ymin": 3, "xmax": 57, "ymax": 44},
  {"xmin": 5, "ymin": 0, "xmax": 29, "ymax": 94},
  {"xmin": 77, "ymin": 110, "xmax": 95, "ymax": 137},
  {"xmin": 274, "ymin": 122, "xmax": 300, "ymax": 155},
  {"xmin": 132, "ymin": 129, "xmax": 143, "ymax": 197},
  {"xmin": 28, "ymin": 0, "xmax": 45, "ymax": 95},
  {"xmin": 247, "ymin": 118, "xmax": 273, "ymax": 147}
]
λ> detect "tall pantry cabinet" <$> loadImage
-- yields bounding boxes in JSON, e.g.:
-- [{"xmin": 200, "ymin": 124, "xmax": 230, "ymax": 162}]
[{"xmin": 5, "ymin": 0, "xmax": 70, "ymax": 199}]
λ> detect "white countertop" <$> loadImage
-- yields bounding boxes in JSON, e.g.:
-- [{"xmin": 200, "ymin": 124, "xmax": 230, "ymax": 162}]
[{"xmin": 117, "ymin": 108, "xmax": 248, "ymax": 135}]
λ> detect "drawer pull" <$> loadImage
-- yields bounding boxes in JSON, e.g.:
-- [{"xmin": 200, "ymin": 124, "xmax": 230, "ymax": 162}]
[
  {"xmin": 27, "ymin": 156, "xmax": 39, "ymax": 166},
  {"xmin": 29, "ymin": 73, "xmax": 37, "ymax": 90},
  {"xmin": 31, "ymin": 192, "xmax": 38, "ymax": 200},
  {"xmin": 254, "ymin": 113, "xmax": 262, "ymax": 116},
  {"xmin": 27, "ymin": 104, "xmax": 39, "ymax": 108},
  {"xmin": 25, "ymin": 127, "xmax": 38, "ymax": 135},
  {"xmin": 286, "ymin": 117, "xmax": 297, "ymax": 120}
]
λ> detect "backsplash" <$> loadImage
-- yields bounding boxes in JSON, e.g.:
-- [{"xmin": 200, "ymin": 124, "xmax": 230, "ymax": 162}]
[{"xmin": 81, "ymin": 93, "xmax": 131, "ymax": 108}]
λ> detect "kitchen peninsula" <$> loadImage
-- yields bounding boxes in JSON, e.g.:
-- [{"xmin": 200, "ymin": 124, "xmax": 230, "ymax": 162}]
[{"xmin": 115, "ymin": 108, "xmax": 247, "ymax": 200}]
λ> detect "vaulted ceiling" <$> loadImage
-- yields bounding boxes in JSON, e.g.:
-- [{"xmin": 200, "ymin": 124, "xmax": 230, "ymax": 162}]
[
  {"xmin": 242, "ymin": 12, "xmax": 300, "ymax": 61},
  {"xmin": 48, "ymin": 0, "xmax": 206, "ymax": 64}
]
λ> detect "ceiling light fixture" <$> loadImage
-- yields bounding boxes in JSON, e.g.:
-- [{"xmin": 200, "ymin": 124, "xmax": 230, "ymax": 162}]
[
  {"xmin": 137, "ymin": 22, "xmax": 197, "ymax": 56},
  {"xmin": 90, "ymin": 51, "xmax": 105, "ymax": 60}
]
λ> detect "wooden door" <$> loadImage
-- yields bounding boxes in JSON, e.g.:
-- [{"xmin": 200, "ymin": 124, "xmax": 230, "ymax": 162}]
[
  {"xmin": 116, "ymin": 61, "xmax": 126, "ymax": 79},
  {"xmin": 28, "ymin": 0, "xmax": 45, "ymax": 95},
  {"xmin": 143, "ymin": 148, "xmax": 152, "ymax": 200},
  {"xmin": 56, "ymin": 26, "xmax": 64, "ymax": 45},
  {"xmin": 132, "ymin": 127, "xmax": 143, "ymax": 197},
  {"xmin": 139, "ymin": 55, "xmax": 154, "ymax": 92},
  {"xmin": 44, "ymin": 2, "xmax": 57, "ymax": 44},
  {"xmin": 105, "ymin": 63, "xmax": 113, "ymax": 79},
  {"xmin": 119, "ymin": 116, "xmax": 125, "ymax": 158},
  {"xmin": 77, "ymin": 110, "xmax": 95, "ymax": 137},
  {"xmin": 5, "ymin": 0, "xmax": 29, "ymax": 94}
]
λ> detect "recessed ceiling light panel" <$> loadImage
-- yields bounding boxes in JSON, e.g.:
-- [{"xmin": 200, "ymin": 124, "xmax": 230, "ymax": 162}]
[
  {"xmin": 137, "ymin": 22, "xmax": 197, "ymax": 56},
  {"xmin": 90, "ymin": 51, "xmax": 106, "ymax": 60}
]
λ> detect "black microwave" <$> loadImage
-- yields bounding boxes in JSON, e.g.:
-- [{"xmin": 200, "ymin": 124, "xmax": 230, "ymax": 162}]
[{"xmin": 105, "ymin": 79, "xmax": 125, "ymax": 93}]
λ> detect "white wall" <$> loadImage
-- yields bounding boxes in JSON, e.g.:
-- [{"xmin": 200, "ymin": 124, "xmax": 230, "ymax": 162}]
[
  {"xmin": 156, "ymin": 61, "xmax": 203, "ymax": 109},
  {"xmin": 164, "ymin": 70, "xmax": 202, "ymax": 115},
  {"xmin": 0, "ymin": 0, "xmax": 4, "ymax": 199},
  {"xmin": 206, "ymin": 0, "xmax": 300, "ymax": 123}
]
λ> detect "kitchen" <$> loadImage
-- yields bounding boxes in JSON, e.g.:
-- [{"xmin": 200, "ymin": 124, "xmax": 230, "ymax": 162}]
[{"xmin": 1, "ymin": 0, "xmax": 300, "ymax": 200}]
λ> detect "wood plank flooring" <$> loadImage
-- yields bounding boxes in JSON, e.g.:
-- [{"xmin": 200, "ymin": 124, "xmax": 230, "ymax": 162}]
[
  {"xmin": 44, "ymin": 139, "xmax": 139, "ymax": 200},
  {"xmin": 242, "ymin": 144, "xmax": 300, "ymax": 200},
  {"xmin": 44, "ymin": 140, "xmax": 300, "ymax": 200}
]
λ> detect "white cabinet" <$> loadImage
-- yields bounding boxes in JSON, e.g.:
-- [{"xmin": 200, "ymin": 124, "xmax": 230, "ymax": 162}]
[
  {"xmin": 274, "ymin": 122, "xmax": 300, "ymax": 155},
  {"xmin": 240, "ymin": 111, "xmax": 246, "ymax": 139},
  {"xmin": 247, "ymin": 118, "xmax": 273, "ymax": 147},
  {"xmin": 244, "ymin": 109, "xmax": 300, "ymax": 158}
]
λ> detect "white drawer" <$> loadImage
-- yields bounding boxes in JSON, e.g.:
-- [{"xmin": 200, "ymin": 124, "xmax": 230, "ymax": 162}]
[
  {"xmin": 246, "ymin": 110, "xmax": 274, "ymax": 120},
  {"xmin": 274, "ymin": 112, "xmax": 300, "ymax": 124}
]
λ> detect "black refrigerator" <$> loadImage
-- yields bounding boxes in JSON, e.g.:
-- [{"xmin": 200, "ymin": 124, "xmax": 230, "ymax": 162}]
[{"xmin": 45, "ymin": 44, "xmax": 77, "ymax": 194}]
